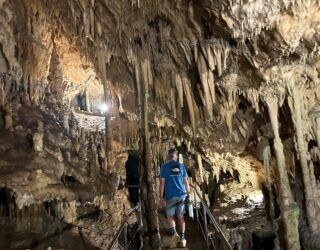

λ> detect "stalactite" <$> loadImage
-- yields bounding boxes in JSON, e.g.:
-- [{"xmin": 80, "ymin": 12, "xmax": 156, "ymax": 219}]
[
  {"xmin": 237, "ymin": 119, "xmax": 247, "ymax": 138},
  {"xmin": 0, "ymin": 79, "xmax": 5, "ymax": 107},
  {"xmin": 175, "ymin": 74, "xmax": 184, "ymax": 108},
  {"xmin": 197, "ymin": 83, "xmax": 206, "ymax": 105},
  {"xmin": 224, "ymin": 88, "xmax": 237, "ymax": 136},
  {"xmin": 117, "ymin": 93, "xmax": 124, "ymax": 113},
  {"xmin": 89, "ymin": 7, "xmax": 95, "ymax": 39},
  {"xmin": 207, "ymin": 44, "xmax": 215, "ymax": 71},
  {"xmin": 96, "ymin": 21, "xmax": 102, "ymax": 37},
  {"xmin": 223, "ymin": 46, "xmax": 230, "ymax": 70},
  {"xmin": 208, "ymin": 70, "xmax": 216, "ymax": 105},
  {"xmin": 213, "ymin": 45, "xmax": 222, "ymax": 76},
  {"xmin": 170, "ymin": 87, "xmax": 177, "ymax": 118},
  {"xmin": 83, "ymin": 9, "xmax": 90, "ymax": 38},
  {"xmin": 182, "ymin": 77, "xmax": 196, "ymax": 136},
  {"xmin": 179, "ymin": 42, "xmax": 192, "ymax": 65},
  {"xmin": 194, "ymin": 45, "xmax": 198, "ymax": 62},
  {"xmin": 197, "ymin": 54, "xmax": 213, "ymax": 120},
  {"xmin": 314, "ymin": 117, "xmax": 320, "ymax": 148}
]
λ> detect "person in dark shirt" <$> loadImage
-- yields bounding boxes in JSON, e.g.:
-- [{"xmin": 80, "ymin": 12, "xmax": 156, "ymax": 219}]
[{"xmin": 125, "ymin": 151, "xmax": 140, "ymax": 206}]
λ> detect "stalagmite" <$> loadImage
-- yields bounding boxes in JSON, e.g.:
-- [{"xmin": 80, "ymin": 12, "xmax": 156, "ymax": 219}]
[{"xmin": 264, "ymin": 93, "xmax": 300, "ymax": 250}]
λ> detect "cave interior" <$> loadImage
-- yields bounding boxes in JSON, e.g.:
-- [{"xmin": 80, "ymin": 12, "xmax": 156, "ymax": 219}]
[{"xmin": 0, "ymin": 0, "xmax": 320, "ymax": 249}]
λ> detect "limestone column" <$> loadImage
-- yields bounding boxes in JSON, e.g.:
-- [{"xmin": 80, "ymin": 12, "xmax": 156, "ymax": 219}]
[
  {"xmin": 139, "ymin": 59, "xmax": 160, "ymax": 249},
  {"xmin": 315, "ymin": 117, "xmax": 320, "ymax": 151},
  {"xmin": 97, "ymin": 47, "xmax": 113, "ymax": 173},
  {"xmin": 105, "ymin": 107, "xmax": 113, "ymax": 173},
  {"xmin": 288, "ymin": 85, "xmax": 318, "ymax": 232},
  {"xmin": 264, "ymin": 94, "xmax": 300, "ymax": 250},
  {"xmin": 85, "ymin": 90, "xmax": 91, "ymax": 112}
]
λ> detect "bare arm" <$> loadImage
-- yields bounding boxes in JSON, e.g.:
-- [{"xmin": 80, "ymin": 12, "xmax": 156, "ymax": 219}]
[
  {"xmin": 183, "ymin": 177, "xmax": 191, "ymax": 196},
  {"xmin": 159, "ymin": 178, "xmax": 165, "ymax": 198}
]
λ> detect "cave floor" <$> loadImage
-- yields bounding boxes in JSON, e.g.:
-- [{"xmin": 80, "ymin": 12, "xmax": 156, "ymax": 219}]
[{"xmin": 158, "ymin": 209, "xmax": 206, "ymax": 250}]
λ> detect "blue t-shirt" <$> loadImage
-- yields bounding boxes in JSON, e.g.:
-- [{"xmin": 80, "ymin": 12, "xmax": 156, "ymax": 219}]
[{"xmin": 160, "ymin": 160, "xmax": 188, "ymax": 200}]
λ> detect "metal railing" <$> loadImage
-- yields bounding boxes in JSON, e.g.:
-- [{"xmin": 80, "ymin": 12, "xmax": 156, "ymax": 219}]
[
  {"xmin": 195, "ymin": 199, "xmax": 233, "ymax": 250},
  {"xmin": 108, "ymin": 191, "xmax": 232, "ymax": 250},
  {"xmin": 108, "ymin": 204, "xmax": 143, "ymax": 250}
]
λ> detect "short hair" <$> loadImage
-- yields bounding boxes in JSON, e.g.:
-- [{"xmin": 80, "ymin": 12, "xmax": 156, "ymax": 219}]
[{"xmin": 167, "ymin": 148, "xmax": 177, "ymax": 158}]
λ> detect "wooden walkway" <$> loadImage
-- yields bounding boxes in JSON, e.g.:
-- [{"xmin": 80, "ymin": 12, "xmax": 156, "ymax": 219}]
[{"xmin": 158, "ymin": 209, "xmax": 207, "ymax": 250}]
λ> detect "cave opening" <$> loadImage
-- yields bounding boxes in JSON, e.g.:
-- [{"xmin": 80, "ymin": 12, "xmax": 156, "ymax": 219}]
[
  {"xmin": 0, "ymin": 188, "xmax": 16, "ymax": 218},
  {"xmin": 61, "ymin": 174, "xmax": 81, "ymax": 185}
]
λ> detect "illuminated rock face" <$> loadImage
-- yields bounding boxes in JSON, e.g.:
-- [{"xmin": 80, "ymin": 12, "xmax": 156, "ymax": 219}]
[{"xmin": 0, "ymin": 0, "xmax": 320, "ymax": 249}]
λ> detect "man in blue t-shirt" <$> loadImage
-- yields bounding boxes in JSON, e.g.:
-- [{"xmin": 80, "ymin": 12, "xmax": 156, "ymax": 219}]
[{"xmin": 159, "ymin": 148, "xmax": 191, "ymax": 248}]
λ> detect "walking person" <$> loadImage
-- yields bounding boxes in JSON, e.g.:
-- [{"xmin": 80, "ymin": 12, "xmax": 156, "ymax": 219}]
[
  {"xmin": 125, "ymin": 150, "xmax": 140, "ymax": 207},
  {"xmin": 159, "ymin": 149, "xmax": 191, "ymax": 248}
]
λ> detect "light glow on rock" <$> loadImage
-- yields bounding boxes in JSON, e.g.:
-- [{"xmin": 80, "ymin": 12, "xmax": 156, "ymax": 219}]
[{"xmin": 99, "ymin": 103, "xmax": 109, "ymax": 113}]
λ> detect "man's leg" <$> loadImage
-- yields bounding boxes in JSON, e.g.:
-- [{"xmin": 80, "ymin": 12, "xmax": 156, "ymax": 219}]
[
  {"xmin": 167, "ymin": 216, "xmax": 176, "ymax": 234},
  {"xmin": 166, "ymin": 198, "xmax": 180, "ymax": 248},
  {"xmin": 166, "ymin": 198, "xmax": 177, "ymax": 234},
  {"xmin": 177, "ymin": 199, "xmax": 187, "ymax": 247},
  {"xmin": 177, "ymin": 215, "xmax": 185, "ymax": 235}
]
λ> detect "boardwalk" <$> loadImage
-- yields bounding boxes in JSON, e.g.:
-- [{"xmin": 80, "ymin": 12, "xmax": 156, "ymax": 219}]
[{"xmin": 158, "ymin": 209, "xmax": 207, "ymax": 250}]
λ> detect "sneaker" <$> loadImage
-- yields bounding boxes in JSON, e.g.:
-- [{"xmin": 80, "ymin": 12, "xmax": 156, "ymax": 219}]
[
  {"xmin": 169, "ymin": 233, "xmax": 180, "ymax": 248},
  {"xmin": 179, "ymin": 239, "xmax": 187, "ymax": 248}
]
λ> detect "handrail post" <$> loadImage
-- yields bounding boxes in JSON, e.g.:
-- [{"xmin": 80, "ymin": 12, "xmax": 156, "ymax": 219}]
[
  {"xmin": 202, "ymin": 202, "xmax": 209, "ymax": 249},
  {"xmin": 124, "ymin": 223, "xmax": 128, "ymax": 250}
]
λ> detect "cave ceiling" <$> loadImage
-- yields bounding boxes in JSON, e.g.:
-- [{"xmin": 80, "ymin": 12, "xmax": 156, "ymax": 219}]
[{"xmin": 0, "ymin": 0, "xmax": 320, "ymax": 154}]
